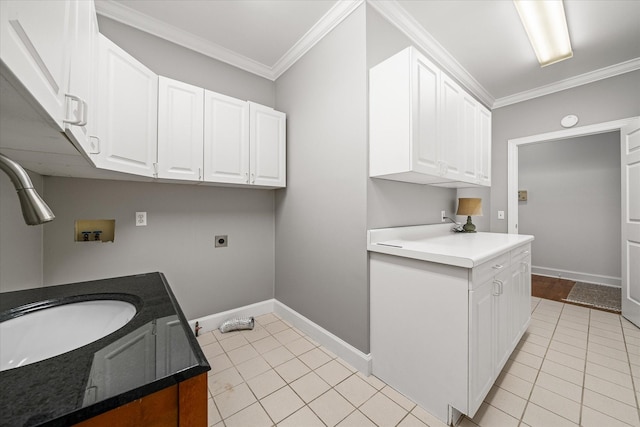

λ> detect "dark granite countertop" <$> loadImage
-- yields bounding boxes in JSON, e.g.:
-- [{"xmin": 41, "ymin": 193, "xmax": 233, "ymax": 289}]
[{"xmin": 0, "ymin": 272, "xmax": 210, "ymax": 427}]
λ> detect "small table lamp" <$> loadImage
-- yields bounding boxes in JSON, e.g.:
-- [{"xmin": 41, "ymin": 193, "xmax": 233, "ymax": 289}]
[{"xmin": 456, "ymin": 198, "xmax": 482, "ymax": 233}]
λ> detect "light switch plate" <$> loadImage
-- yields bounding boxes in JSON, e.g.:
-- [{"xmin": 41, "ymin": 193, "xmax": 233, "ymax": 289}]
[{"xmin": 498, "ymin": 211, "xmax": 505, "ymax": 220}]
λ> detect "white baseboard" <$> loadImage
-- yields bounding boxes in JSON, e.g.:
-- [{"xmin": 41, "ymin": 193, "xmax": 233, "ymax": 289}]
[
  {"xmin": 189, "ymin": 299, "xmax": 372, "ymax": 375},
  {"xmin": 532, "ymin": 266, "xmax": 621, "ymax": 288}
]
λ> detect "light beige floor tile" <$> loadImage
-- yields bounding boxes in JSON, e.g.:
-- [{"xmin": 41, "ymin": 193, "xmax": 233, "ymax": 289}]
[
  {"xmin": 320, "ymin": 346, "xmax": 338, "ymax": 359},
  {"xmin": 582, "ymin": 389, "xmax": 640, "ymax": 426},
  {"xmin": 207, "ymin": 397, "xmax": 222, "ymax": 426},
  {"xmin": 521, "ymin": 403, "xmax": 578, "ymax": 427},
  {"xmin": 527, "ymin": 325, "xmax": 554, "ymax": 338},
  {"xmin": 397, "ymin": 414, "xmax": 429, "ymax": 427},
  {"xmin": 202, "ymin": 341, "xmax": 224, "ymax": 361},
  {"xmin": 265, "ymin": 320, "xmax": 290, "ymax": 334},
  {"xmin": 531, "ymin": 313, "xmax": 559, "ymax": 326},
  {"xmin": 588, "ymin": 342, "xmax": 629, "ymax": 362},
  {"xmin": 518, "ymin": 341, "xmax": 548, "ymax": 358},
  {"xmin": 314, "ymin": 359, "xmax": 353, "ymax": 386},
  {"xmin": 197, "ymin": 331, "xmax": 216, "ymax": 346},
  {"xmin": 556, "ymin": 319, "xmax": 588, "ymax": 333},
  {"xmin": 262, "ymin": 345, "xmax": 295, "ymax": 368},
  {"xmin": 560, "ymin": 311, "xmax": 589, "ymax": 323},
  {"xmin": 359, "ymin": 392, "xmax": 407, "ymax": 427},
  {"xmin": 275, "ymin": 357, "xmax": 311, "ymax": 383},
  {"xmin": 213, "ymin": 382, "xmax": 257, "ymax": 419},
  {"xmin": 242, "ymin": 325, "xmax": 271, "ymax": 343},
  {"xmin": 509, "ymin": 347, "xmax": 543, "ymax": 370},
  {"xmin": 380, "ymin": 385, "xmax": 417, "ymax": 411},
  {"xmin": 588, "ymin": 333, "xmax": 628, "ymax": 351},
  {"xmin": 581, "ymin": 405, "xmax": 637, "ymax": 427},
  {"xmin": 520, "ymin": 331, "xmax": 551, "ymax": 347},
  {"xmin": 218, "ymin": 334, "xmax": 250, "ymax": 352},
  {"xmin": 584, "ymin": 374, "xmax": 637, "ymax": 406},
  {"xmin": 246, "ymin": 369, "xmax": 286, "ymax": 399},
  {"xmin": 285, "ymin": 337, "xmax": 316, "ymax": 356},
  {"xmin": 551, "ymin": 331, "xmax": 587, "ymax": 349},
  {"xmin": 590, "ymin": 310, "xmax": 621, "ymax": 323},
  {"xmin": 627, "ymin": 343, "xmax": 640, "ymax": 356},
  {"xmin": 625, "ymin": 334, "xmax": 640, "ymax": 347},
  {"xmin": 224, "ymin": 402, "xmax": 272, "ymax": 427},
  {"xmin": 589, "ymin": 326, "xmax": 624, "ymax": 341},
  {"xmin": 501, "ymin": 359, "xmax": 539, "ymax": 383},
  {"xmin": 251, "ymin": 336, "xmax": 282, "ymax": 354},
  {"xmin": 278, "ymin": 406, "xmax": 325, "ymax": 427},
  {"xmin": 554, "ymin": 326, "xmax": 588, "ymax": 340},
  {"xmin": 483, "ymin": 385, "xmax": 527, "ymax": 419},
  {"xmin": 260, "ymin": 385, "xmax": 305, "ymax": 424},
  {"xmin": 236, "ymin": 355, "xmax": 272, "ymax": 381},
  {"xmin": 529, "ymin": 385, "xmax": 580, "ymax": 423},
  {"xmin": 213, "ymin": 328, "xmax": 241, "ymax": 341},
  {"xmin": 227, "ymin": 343, "xmax": 260, "ymax": 365},
  {"xmin": 334, "ymin": 373, "xmax": 378, "ymax": 408},
  {"xmin": 410, "ymin": 405, "xmax": 449, "ymax": 427},
  {"xmin": 273, "ymin": 328, "xmax": 302, "ymax": 345},
  {"xmin": 590, "ymin": 320, "xmax": 623, "ymax": 334},
  {"xmin": 356, "ymin": 372, "xmax": 387, "ymax": 391},
  {"xmin": 290, "ymin": 371, "xmax": 331, "ymax": 403},
  {"xmin": 336, "ymin": 410, "xmax": 377, "ymax": 427},
  {"xmin": 530, "ymin": 319, "xmax": 556, "ymax": 331},
  {"xmin": 208, "ymin": 352, "xmax": 233, "ymax": 375},
  {"xmin": 255, "ymin": 312, "xmax": 280, "ymax": 325},
  {"xmin": 309, "ymin": 389, "xmax": 356, "ymax": 427},
  {"xmin": 540, "ymin": 359, "xmax": 583, "ymax": 386},
  {"xmin": 298, "ymin": 347, "xmax": 333, "ymax": 370},
  {"xmin": 208, "ymin": 366, "xmax": 244, "ymax": 396},
  {"xmin": 336, "ymin": 357, "xmax": 358, "ymax": 373},
  {"xmin": 535, "ymin": 372, "xmax": 582, "ymax": 402},
  {"xmin": 495, "ymin": 372, "xmax": 534, "ymax": 399},
  {"xmin": 549, "ymin": 340, "xmax": 586, "ymax": 359},
  {"xmin": 469, "ymin": 402, "xmax": 519, "ymax": 427},
  {"xmin": 586, "ymin": 361, "xmax": 634, "ymax": 389},
  {"xmin": 459, "ymin": 418, "xmax": 480, "ymax": 427},
  {"xmin": 587, "ymin": 350, "xmax": 632, "ymax": 374},
  {"xmin": 544, "ymin": 349, "xmax": 586, "ymax": 371}
]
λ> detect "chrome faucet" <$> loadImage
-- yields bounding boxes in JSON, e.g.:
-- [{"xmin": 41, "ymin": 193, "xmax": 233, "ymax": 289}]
[
  {"xmin": 0, "ymin": 154, "xmax": 55, "ymax": 225},
  {"xmin": 444, "ymin": 217, "xmax": 464, "ymax": 232}
]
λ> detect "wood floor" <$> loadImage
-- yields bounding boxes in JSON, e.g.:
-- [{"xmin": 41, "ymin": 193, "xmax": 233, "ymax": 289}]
[{"xmin": 531, "ymin": 274, "xmax": 621, "ymax": 314}]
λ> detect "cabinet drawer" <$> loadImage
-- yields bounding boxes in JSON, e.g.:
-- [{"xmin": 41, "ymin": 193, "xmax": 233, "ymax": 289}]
[
  {"xmin": 471, "ymin": 252, "xmax": 510, "ymax": 289},
  {"xmin": 511, "ymin": 243, "xmax": 531, "ymax": 263}
]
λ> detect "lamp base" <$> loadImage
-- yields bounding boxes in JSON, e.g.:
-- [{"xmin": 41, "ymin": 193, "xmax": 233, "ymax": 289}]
[{"xmin": 463, "ymin": 216, "xmax": 476, "ymax": 233}]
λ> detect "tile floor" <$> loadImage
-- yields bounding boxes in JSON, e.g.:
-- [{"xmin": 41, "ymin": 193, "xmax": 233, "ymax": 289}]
[{"xmin": 197, "ymin": 298, "xmax": 640, "ymax": 427}]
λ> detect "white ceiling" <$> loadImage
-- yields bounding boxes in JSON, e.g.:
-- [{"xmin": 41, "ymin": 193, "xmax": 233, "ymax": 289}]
[{"xmin": 89, "ymin": 0, "xmax": 640, "ymax": 108}]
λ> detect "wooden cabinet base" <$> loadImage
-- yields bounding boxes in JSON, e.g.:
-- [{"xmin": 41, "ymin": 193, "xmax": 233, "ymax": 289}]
[{"xmin": 75, "ymin": 373, "xmax": 207, "ymax": 427}]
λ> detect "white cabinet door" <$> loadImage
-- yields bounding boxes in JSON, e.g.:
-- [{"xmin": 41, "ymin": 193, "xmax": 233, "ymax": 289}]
[
  {"xmin": 469, "ymin": 278, "xmax": 495, "ymax": 416},
  {"xmin": 413, "ymin": 54, "xmax": 441, "ymax": 177},
  {"xmin": 203, "ymin": 91, "xmax": 249, "ymax": 184},
  {"xmin": 95, "ymin": 35, "xmax": 158, "ymax": 177},
  {"xmin": 461, "ymin": 93, "xmax": 478, "ymax": 183},
  {"xmin": 440, "ymin": 74, "xmax": 463, "ymax": 181},
  {"xmin": 476, "ymin": 106, "xmax": 492, "ymax": 186},
  {"xmin": 249, "ymin": 102, "xmax": 286, "ymax": 187},
  {"xmin": 64, "ymin": 0, "xmax": 100, "ymax": 158},
  {"xmin": 157, "ymin": 77, "xmax": 204, "ymax": 181},
  {"xmin": 494, "ymin": 268, "xmax": 513, "ymax": 372},
  {"xmin": 0, "ymin": 0, "xmax": 72, "ymax": 129}
]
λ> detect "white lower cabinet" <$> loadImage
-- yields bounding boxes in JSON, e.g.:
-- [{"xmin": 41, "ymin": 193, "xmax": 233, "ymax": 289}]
[
  {"xmin": 370, "ymin": 242, "xmax": 531, "ymax": 424},
  {"xmin": 93, "ymin": 35, "xmax": 158, "ymax": 177}
]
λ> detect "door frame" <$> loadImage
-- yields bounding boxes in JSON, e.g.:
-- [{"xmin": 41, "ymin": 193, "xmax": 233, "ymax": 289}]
[{"xmin": 507, "ymin": 117, "xmax": 638, "ymax": 234}]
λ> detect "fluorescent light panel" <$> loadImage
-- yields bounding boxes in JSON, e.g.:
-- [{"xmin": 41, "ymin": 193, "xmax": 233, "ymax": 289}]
[{"xmin": 514, "ymin": 0, "xmax": 573, "ymax": 67}]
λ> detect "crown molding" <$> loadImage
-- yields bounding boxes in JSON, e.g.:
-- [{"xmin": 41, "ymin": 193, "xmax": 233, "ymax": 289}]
[
  {"xmin": 493, "ymin": 57, "xmax": 640, "ymax": 109},
  {"xmin": 366, "ymin": 0, "xmax": 495, "ymax": 108},
  {"xmin": 95, "ymin": 0, "xmax": 363, "ymax": 81},
  {"xmin": 271, "ymin": 0, "xmax": 364, "ymax": 80}
]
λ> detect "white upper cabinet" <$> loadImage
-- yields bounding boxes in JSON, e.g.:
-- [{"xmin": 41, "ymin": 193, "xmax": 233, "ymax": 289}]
[
  {"xmin": 370, "ymin": 46, "xmax": 491, "ymax": 188},
  {"xmin": 203, "ymin": 90, "xmax": 250, "ymax": 185},
  {"xmin": 94, "ymin": 34, "xmax": 158, "ymax": 177},
  {"xmin": 157, "ymin": 77, "xmax": 204, "ymax": 181},
  {"xmin": 249, "ymin": 102, "xmax": 286, "ymax": 187}
]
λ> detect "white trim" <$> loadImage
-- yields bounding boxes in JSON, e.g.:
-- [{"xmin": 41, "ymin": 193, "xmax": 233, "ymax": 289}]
[
  {"xmin": 494, "ymin": 58, "xmax": 640, "ymax": 109},
  {"xmin": 532, "ymin": 266, "xmax": 621, "ymax": 288},
  {"xmin": 188, "ymin": 299, "xmax": 372, "ymax": 375},
  {"xmin": 95, "ymin": 0, "xmax": 363, "ymax": 81},
  {"xmin": 366, "ymin": 0, "xmax": 494, "ymax": 108},
  {"xmin": 507, "ymin": 117, "xmax": 637, "ymax": 234},
  {"xmin": 274, "ymin": 300, "xmax": 372, "ymax": 374}
]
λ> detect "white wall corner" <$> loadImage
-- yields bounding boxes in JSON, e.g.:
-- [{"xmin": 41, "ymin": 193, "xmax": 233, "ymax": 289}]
[{"xmin": 188, "ymin": 299, "xmax": 276, "ymax": 336}]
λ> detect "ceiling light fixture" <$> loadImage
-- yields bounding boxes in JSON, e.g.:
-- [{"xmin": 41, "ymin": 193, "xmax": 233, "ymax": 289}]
[{"xmin": 514, "ymin": 0, "xmax": 573, "ymax": 67}]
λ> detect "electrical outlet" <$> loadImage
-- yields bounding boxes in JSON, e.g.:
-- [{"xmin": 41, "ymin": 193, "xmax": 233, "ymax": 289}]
[
  {"xmin": 497, "ymin": 210, "xmax": 505, "ymax": 220},
  {"xmin": 136, "ymin": 212, "xmax": 147, "ymax": 226},
  {"xmin": 215, "ymin": 235, "xmax": 228, "ymax": 248},
  {"xmin": 441, "ymin": 211, "xmax": 446, "ymax": 222}
]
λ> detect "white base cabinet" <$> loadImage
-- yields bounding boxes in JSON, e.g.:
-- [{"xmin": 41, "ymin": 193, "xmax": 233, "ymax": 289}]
[{"xmin": 370, "ymin": 242, "xmax": 531, "ymax": 424}]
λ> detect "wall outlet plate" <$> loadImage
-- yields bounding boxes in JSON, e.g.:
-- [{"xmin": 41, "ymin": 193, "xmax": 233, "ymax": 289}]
[
  {"xmin": 215, "ymin": 235, "xmax": 228, "ymax": 248},
  {"xmin": 136, "ymin": 212, "xmax": 147, "ymax": 226}
]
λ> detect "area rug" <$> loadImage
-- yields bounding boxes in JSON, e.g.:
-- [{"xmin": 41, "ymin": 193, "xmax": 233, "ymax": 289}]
[{"xmin": 564, "ymin": 282, "xmax": 621, "ymax": 313}]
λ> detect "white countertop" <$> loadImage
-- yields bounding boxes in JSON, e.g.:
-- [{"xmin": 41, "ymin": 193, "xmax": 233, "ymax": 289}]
[{"xmin": 367, "ymin": 224, "xmax": 534, "ymax": 268}]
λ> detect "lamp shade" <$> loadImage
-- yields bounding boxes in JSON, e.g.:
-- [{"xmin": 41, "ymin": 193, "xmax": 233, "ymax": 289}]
[{"xmin": 457, "ymin": 198, "xmax": 482, "ymax": 216}]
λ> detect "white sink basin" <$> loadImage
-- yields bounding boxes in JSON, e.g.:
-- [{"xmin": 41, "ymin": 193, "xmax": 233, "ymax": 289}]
[{"xmin": 0, "ymin": 299, "xmax": 137, "ymax": 371}]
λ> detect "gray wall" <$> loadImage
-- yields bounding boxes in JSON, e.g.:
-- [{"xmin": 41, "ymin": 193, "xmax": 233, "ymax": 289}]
[
  {"xmin": 491, "ymin": 70, "xmax": 640, "ymax": 233},
  {"xmin": 274, "ymin": 5, "xmax": 369, "ymax": 353},
  {"xmin": 43, "ymin": 177, "xmax": 275, "ymax": 320},
  {"xmin": 97, "ymin": 16, "xmax": 275, "ymax": 107},
  {"xmin": 0, "ymin": 171, "xmax": 44, "ymax": 292},
  {"xmin": 519, "ymin": 133, "xmax": 621, "ymax": 282},
  {"xmin": 366, "ymin": 7, "xmax": 458, "ymax": 229}
]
